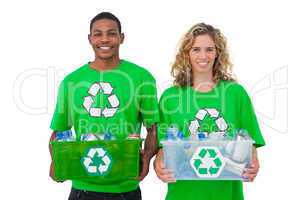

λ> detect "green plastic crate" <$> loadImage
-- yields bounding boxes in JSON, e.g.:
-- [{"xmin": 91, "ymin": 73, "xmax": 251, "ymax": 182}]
[{"xmin": 51, "ymin": 139, "xmax": 141, "ymax": 183}]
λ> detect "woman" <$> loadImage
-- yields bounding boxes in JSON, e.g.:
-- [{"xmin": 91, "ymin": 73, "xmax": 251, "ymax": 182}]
[{"xmin": 154, "ymin": 23, "xmax": 265, "ymax": 200}]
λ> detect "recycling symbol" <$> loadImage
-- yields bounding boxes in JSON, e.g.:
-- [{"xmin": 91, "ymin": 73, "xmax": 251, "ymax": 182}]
[
  {"xmin": 188, "ymin": 108, "xmax": 228, "ymax": 134},
  {"xmin": 83, "ymin": 82, "xmax": 119, "ymax": 118},
  {"xmin": 190, "ymin": 146, "xmax": 225, "ymax": 178},
  {"xmin": 81, "ymin": 147, "xmax": 112, "ymax": 176}
]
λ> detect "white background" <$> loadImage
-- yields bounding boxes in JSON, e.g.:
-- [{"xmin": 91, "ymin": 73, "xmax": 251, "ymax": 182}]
[{"xmin": 0, "ymin": 0, "xmax": 298, "ymax": 199}]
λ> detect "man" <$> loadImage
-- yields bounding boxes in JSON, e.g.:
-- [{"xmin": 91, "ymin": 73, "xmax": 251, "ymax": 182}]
[{"xmin": 49, "ymin": 12, "xmax": 159, "ymax": 200}]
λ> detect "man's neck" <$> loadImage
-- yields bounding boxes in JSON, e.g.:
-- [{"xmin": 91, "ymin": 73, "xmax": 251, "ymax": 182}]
[{"xmin": 90, "ymin": 57, "xmax": 121, "ymax": 71}]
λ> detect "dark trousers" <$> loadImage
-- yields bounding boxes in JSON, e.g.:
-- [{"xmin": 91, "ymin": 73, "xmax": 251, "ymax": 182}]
[{"xmin": 68, "ymin": 187, "xmax": 142, "ymax": 200}]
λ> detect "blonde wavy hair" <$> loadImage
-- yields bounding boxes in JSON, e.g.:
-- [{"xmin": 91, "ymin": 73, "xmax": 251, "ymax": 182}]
[{"xmin": 171, "ymin": 23, "xmax": 236, "ymax": 86}]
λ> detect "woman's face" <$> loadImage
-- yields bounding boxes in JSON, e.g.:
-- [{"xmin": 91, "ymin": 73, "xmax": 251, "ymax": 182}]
[{"xmin": 189, "ymin": 34, "xmax": 217, "ymax": 75}]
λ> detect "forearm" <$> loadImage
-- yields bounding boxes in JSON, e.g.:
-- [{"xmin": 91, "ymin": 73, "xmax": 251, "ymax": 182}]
[
  {"xmin": 156, "ymin": 148, "xmax": 163, "ymax": 160},
  {"xmin": 143, "ymin": 124, "xmax": 158, "ymax": 161},
  {"xmin": 49, "ymin": 131, "xmax": 56, "ymax": 157},
  {"xmin": 49, "ymin": 131, "xmax": 59, "ymax": 181},
  {"xmin": 252, "ymin": 145, "xmax": 259, "ymax": 162}
]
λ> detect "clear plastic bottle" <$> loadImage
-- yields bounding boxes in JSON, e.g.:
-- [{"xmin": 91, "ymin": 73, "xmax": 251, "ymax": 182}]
[
  {"xmin": 165, "ymin": 125, "xmax": 178, "ymax": 141},
  {"xmin": 80, "ymin": 133, "xmax": 99, "ymax": 141},
  {"xmin": 234, "ymin": 129, "xmax": 253, "ymax": 142},
  {"xmin": 230, "ymin": 129, "xmax": 253, "ymax": 162},
  {"xmin": 208, "ymin": 131, "xmax": 227, "ymax": 140}
]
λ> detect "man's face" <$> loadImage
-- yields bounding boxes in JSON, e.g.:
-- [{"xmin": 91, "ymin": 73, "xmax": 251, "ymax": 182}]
[{"xmin": 88, "ymin": 19, "xmax": 124, "ymax": 61}]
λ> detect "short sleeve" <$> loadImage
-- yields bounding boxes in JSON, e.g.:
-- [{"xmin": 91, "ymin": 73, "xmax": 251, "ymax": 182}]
[
  {"xmin": 138, "ymin": 71, "xmax": 160, "ymax": 128},
  {"xmin": 157, "ymin": 91, "xmax": 171, "ymax": 148},
  {"xmin": 50, "ymin": 80, "xmax": 73, "ymax": 131},
  {"xmin": 239, "ymin": 87, "xmax": 265, "ymax": 148}
]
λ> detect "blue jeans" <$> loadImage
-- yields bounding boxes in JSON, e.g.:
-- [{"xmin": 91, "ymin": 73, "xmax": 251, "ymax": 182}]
[{"xmin": 68, "ymin": 187, "xmax": 142, "ymax": 200}]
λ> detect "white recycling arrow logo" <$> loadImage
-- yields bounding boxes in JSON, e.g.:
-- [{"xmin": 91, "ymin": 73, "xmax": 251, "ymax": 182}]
[
  {"xmin": 188, "ymin": 108, "xmax": 228, "ymax": 134},
  {"xmin": 83, "ymin": 82, "xmax": 119, "ymax": 118},
  {"xmin": 81, "ymin": 147, "xmax": 112, "ymax": 176}
]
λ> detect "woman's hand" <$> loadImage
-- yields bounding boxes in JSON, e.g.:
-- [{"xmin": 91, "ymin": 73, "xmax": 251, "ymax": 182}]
[
  {"xmin": 243, "ymin": 146, "xmax": 260, "ymax": 182},
  {"xmin": 153, "ymin": 149, "xmax": 176, "ymax": 183}
]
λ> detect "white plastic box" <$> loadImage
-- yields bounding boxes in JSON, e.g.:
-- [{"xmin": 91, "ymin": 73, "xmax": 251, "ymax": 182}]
[{"xmin": 161, "ymin": 140, "xmax": 253, "ymax": 180}]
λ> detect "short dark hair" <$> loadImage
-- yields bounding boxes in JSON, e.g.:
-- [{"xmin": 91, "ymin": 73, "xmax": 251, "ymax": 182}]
[{"xmin": 90, "ymin": 12, "xmax": 122, "ymax": 33}]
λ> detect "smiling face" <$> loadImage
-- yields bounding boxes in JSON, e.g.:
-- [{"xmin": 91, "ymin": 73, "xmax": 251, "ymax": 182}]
[
  {"xmin": 88, "ymin": 19, "xmax": 124, "ymax": 61},
  {"xmin": 189, "ymin": 34, "xmax": 217, "ymax": 75}
]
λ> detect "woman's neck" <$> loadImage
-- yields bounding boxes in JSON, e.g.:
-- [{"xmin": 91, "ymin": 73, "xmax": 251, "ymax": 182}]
[{"xmin": 192, "ymin": 71, "xmax": 216, "ymax": 92}]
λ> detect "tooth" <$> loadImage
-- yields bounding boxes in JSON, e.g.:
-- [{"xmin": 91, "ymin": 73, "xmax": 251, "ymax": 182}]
[{"xmin": 99, "ymin": 47, "xmax": 110, "ymax": 50}]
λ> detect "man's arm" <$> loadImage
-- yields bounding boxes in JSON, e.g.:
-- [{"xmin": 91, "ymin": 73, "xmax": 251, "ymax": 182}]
[
  {"xmin": 138, "ymin": 124, "xmax": 158, "ymax": 181},
  {"xmin": 49, "ymin": 131, "xmax": 56, "ymax": 153},
  {"xmin": 49, "ymin": 131, "xmax": 61, "ymax": 182}
]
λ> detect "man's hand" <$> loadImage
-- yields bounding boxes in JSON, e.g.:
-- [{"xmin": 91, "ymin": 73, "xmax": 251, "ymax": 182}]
[
  {"xmin": 49, "ymin": 131, "xmax": 64, "ymax": 183},
  {"xmin": 49, "ymin": 161, "xmax": 55, "ymax": 181}
]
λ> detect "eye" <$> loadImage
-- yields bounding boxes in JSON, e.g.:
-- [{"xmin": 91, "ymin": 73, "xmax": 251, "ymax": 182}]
[
  {"xmin": 206, "ymin": 47, "xmax": 215, "ymax": 52},
  {"xmin": 108, "ymin": 31, "xmax": 117, "ymax": 36},
  {"xmin": 93, "ymin": 33, "xmax": 101, "ymax": 37},
  {"xmin": 191, "ymin": 47, "xmax": 201, "ymax": 52}
]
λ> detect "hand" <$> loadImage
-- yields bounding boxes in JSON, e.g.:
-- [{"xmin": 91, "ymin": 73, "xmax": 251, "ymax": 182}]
[
  {"xmin": 243, "ymin": 147, "xmax": 260, "ymax": 182},
  {"xmin": 49, "ymin": 161, "xmax": 64, "ymax": 183},
  {"xmin": 137, "ymin": 149, "xmax": 150, "ymax": 181},
  {"xmin": 49, "ymin": 161, "xmax": 56, "ymax": 181},
  {"xmin": 153, "ymin": 149, "xmax": 176, "ymax": 183},
  {"xmin": 49, "ymin": 131, "xmax": 59, "ymax": 182}
]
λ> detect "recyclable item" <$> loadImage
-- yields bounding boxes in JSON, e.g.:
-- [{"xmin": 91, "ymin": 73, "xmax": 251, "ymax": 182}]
[{"xmin": 55, "ymin": 130, "xmax": 75, "ymax": 142}]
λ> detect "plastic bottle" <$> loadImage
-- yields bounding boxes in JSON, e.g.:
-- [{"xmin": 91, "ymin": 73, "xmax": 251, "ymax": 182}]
[
  {"xmin": 80, "ymin": 133, "xmax": 99, "ymax": 141},
  {"xmin": 176, "ymin": 131, "xmax": 184, "ymax": 140},
  {"xmin": 223, "ymin": 129, "xmax": 252, "ymax": 178},
  {"xmin": 127, "ymin": 133, "xmax": 140, "ymax": 140},
  {"xmin": 208, "ymin": 131, "xmax": 226, "ymax": 140},
  {"xmin": 224, "ymin": 157, "xmax": 246, "ymax": 176},
  {"xmin": 56, "ymin": 130, "xmax": 75, "ymax": 142},
  {"xmin": 234, "ymin": 129, "xmax": 253, "ymax": 142},
  {"xmin": 229, "ymin": 129, "xmax": 253, "ymax": 162},
  {"xmin": 165, "ymin": 126, "xmax": 178, "ymax": 141},
  {"xmin": 197, "ymin": 132, "xmax": 208, "ymax": 141},
  {"xmin": 104, "ymin": 132, "xmax": 116, "ymax": 140}
]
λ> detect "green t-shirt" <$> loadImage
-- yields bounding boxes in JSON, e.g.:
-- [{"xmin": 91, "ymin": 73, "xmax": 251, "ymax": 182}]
[
  {"xmin": 158, "ymin": 80, "xmax": 265, "ymax": 200},
  {"xmin": 50, "ymin": 60, "xmax": 160, "ymax": 193}
]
